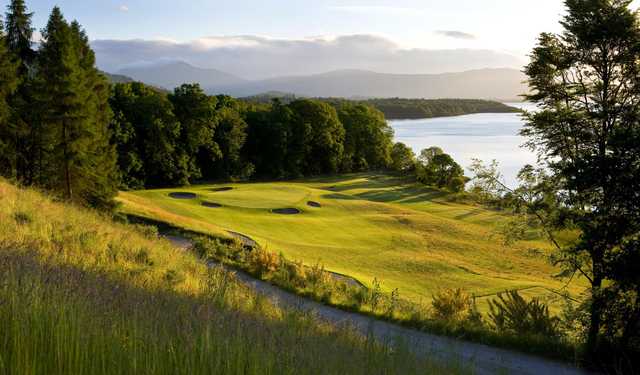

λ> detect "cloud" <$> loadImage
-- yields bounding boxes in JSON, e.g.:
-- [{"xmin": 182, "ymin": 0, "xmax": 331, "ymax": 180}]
[
  {"xmin": 329, "ymin": 5, "xmax": 421, "ymax": 15},
  {"xmin": 435, "ymin": 30, "xmax": 476, "ymax": 40},
  {"xmin": 92, "ymin": 34, "xmax": 523, "ymax": 79},
  {"xmin": 119, "ymin": 5, "xmax": 129, "ymax": 12}
]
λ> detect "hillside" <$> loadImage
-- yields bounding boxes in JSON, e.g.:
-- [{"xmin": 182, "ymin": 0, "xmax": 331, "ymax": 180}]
[
  {"xmin": 215, "ymin": 68, "xmax": 528, "ymax": 100},
  {"xmin": 111, "ymin": 61, "xmax": 527, "ymax": 100},
  {"xmin": 119, "ymin": 61, "xmax": 246, "ymax": 91},
  {"xmin": 101, "ymin": 71, "xmax": 134, "ymax": 83},
  {"xmin": 0, "ymin": 180, "xmax": 443, "ymax": 374}
]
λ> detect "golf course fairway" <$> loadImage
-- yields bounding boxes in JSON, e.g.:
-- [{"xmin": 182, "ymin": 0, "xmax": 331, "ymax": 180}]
[{"xmin": 118, "ymin": 173, "xmax": 585, "ymax": 311}]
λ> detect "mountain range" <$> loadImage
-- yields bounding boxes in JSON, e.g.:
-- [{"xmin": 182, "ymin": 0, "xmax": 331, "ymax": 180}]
[{"xmin": 114, "ymin": 61, "xmax": 527, "ymax": 100}]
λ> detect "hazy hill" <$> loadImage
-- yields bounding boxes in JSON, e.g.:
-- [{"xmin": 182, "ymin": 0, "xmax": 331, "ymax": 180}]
[
  {"xmin": 216, "ymin": 68, "xmax": 527, "ymax": 100},
  {"xmin": 101, "ymin": 71, "xmax": 134, "ymax": 83},
  {"xmin": 111, "ymin": 61, "xmax": 525, "ymax": 100},
  {"xmin": 118, "ymin": 61, "xmax": 246, "ymax": 91}
]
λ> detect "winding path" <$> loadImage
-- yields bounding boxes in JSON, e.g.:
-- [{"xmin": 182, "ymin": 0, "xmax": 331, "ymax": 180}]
[{"xmin": 165, "ymin": 235, "xmax": 593, "ymax": 375}]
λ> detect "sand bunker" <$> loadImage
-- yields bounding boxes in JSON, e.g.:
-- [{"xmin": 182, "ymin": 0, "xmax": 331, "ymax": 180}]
[
  {"xmin": 210, "ymin": 187, "xmax": 233, "ymax": 192},
  {"xmin": 307, "ymin": 201, "xmax": 321, "ymax": 208},
  {"xmin": 168, "ymin": 192, "xmax": 197, "ymax": 199},
  {"xmin": 202, "ymin": 201, "xmax": 222, "ymax": 208},
  {"xmin": 272, "ymin": 208, "xmax": 301, "ymax": 215}
]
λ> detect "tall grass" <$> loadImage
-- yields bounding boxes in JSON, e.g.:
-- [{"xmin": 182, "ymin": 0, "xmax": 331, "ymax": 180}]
[
  {"xmin": 190, "ymin": 234, "xmax": 582, "ymax": 363},
  {"xmin": 0, "ymin": 181, "xmax": 455, "ymax": 374}
]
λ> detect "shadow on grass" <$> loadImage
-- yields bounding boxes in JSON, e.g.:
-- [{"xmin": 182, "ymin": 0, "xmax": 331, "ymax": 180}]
[{"xmin": 0, "ymin": 249, "xmax": 437, "ymax": 375}]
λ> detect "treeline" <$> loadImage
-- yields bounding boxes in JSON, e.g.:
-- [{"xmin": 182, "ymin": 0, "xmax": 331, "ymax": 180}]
[
  {"xmin": 109, "ymin": 82, "xmax": 396, "ymax": 188},
  {"xmin": 244, "ymin": 94, "xmax": 520, "ymax": 120},
  {"xmin": 362, "ymin": 98, "xmax": 520, "ymax": 120}
]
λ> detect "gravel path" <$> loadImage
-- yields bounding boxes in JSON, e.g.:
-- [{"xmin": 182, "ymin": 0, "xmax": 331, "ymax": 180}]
[{"xmin": 165, "ymin": 235, "xmax": 593, "ymax": 375}]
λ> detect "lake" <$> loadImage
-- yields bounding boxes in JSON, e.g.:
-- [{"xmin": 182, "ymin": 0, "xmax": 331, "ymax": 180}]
[{"xmin": 389, "ymin": 102, "xmax": 537, "ymax": 188}]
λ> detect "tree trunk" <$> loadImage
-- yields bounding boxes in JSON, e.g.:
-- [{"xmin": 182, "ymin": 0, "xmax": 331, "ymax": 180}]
[{"xmin": 587, "ymin": 272, "xmax": 603, "ymax": 356}]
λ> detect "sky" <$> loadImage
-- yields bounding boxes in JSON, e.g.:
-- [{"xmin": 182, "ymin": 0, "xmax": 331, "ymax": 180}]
[{"xmin": 5, "ymin": 1, "xmax": 640, "ymax": 78}]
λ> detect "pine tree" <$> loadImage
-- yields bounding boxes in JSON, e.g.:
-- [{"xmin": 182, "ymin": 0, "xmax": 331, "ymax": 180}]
[
  {"xmin": 37, "ymin": 7, "xmax": 117, "ymax": 208},
  {"xmin": 69, "ymin": 20, "xmax": 118, "ymax": 208},
  {"xmin": 0, "ymin": 17, "xmax": 18, "ymax": 137},
  {"xmin": 4, "ymin": 0, "xmax": 34, "ymax": 70},
  {"xmin": 1, "ymin": 0, "xmax": 34, "ymax": 180}
]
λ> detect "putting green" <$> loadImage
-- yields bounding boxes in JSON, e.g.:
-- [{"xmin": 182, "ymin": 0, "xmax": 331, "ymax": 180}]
[{"xmin": 118, "ymin": 173, "xmax": 586, "ymax": 312}]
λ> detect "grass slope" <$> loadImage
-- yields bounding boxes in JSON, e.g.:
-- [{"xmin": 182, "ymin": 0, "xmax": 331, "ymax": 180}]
[
  {"xmin": 0, "ymin": 180, "xmax": 453, "ymax": 374},
  {"xmin": 118, "ymin": 173, "xmax": 586, "ymax": 312}
]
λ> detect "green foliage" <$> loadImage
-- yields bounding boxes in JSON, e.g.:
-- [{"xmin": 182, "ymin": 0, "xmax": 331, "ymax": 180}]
[
  {"xmin": 35, "ymin": 7, "xmax": 117, "ymax": 208},
  {"xmin": 0, "ymin": 21, "xmax": 18, "ymax": 176},
  {"xmin": 211, "ymin": 106, "xmax": 249, "ymax": 179},
  {"xmin": 288, "ymin": 99, "xmax": 345, "ymax": 175},
  {"xmin": 169, "ymin": 83, "xmax": 221, "ymax": 180},
  {"xmin": 488, "ymin": 290, "xmax": 559, "ymax": 338},
  {"xmin": 431, "ymin": 288, "xmax": 479, "ymax": 325},
  {"xmin": 415, "ymin": 147, "xmax": 467, "ymax": 192},
  {"xmin": 109, "ymin": 82, "xmax": 189, "ymax": 187},
  {"xmin": 0, "ymin": 20, "xmax": 17, "ymax": 125},
  {"xmin": 390, "ymin": 142, "xmax": 415, "ymax": 172},
  {"xmin": 337, "ymin": 103, "xmax": 393, "ymax": 172},
  {"xmin": 361, "ymin": 98, "xmax": 519, "ymax": 120},
  {"xmin": 523, "ymin": 0, "xmax": 640, "ymax": 367}
]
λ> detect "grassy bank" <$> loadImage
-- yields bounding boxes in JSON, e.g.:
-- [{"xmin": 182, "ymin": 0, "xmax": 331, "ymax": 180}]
[{"xmin": 0, "ymin": 180, "xmax": 457, "ymax": 374}]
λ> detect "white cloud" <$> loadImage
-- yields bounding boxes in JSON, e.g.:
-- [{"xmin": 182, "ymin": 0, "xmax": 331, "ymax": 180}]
[
  {"xmin": 92, "ymin": 34, "xmax": 524, "ymax": 79},
  {"xmin": 119, "ymin": 5, "xmax": 129, "ymax": 12},
  {"xmin": 329, "ymin": 5, "xmax": 422, "ymax": 15},
  {"xmin": 435, "ymin": 30, "xmax": 476, "ymax": 40}
]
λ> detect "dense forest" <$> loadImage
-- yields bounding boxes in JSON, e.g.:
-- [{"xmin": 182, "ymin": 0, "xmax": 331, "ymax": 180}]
[
  {"xmin": 361, "ymin": 98, "xmax": 519, "ymax": 119},
  {"xmin": 243, "ymin": 94, "xmax": 519, "ymax": 119}
]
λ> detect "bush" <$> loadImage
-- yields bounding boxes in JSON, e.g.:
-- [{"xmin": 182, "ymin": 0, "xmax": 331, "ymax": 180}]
[
  {"xmin": 273, "ymin": 258, "xmax": 307, "ymax": 289},
  {"xmin": 447, "ymin": 176, "xmax": 467, "ymax": 193},
  {"xmin": 488, "ymin": 290, "xmax": 559, "ymax": 337},
  {"xmin": 247, "ymin": 248, "xmax": 280, "ymax": 277},
  {"xmin": 431, "ymin": 288, "xmax": 476, "ymax": 324}
]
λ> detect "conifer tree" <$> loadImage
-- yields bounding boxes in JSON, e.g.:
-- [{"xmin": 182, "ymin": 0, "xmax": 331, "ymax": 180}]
[
  {"xmin": 37, "ymin": 7, "xmax": 117, "ymax": 208},
  {"xmin": 69, "ymin": 20, "xmax": 118, "ymax": 207},
  {"xmin": 1, "ymin": 0, "xmax": 34, "ymax": 180},
  {"xmin": 0, "ymin": 17, "xmax": 18, "ymax": 139}
]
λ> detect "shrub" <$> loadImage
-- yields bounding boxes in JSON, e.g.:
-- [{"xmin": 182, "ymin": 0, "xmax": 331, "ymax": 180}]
[
  {"xmin": 306, "ymin": 262, "xmax": 329, "ymax": 288},
  {"xmin": 247, "ymin": 248, "xmax": 280, "ymax": 277},
  {"xmin": 277, "ymin": 259, "xmax": 307, "ymax": 289},
  {"xmin": 369, "ymin": 278, "xmax": 383, "ymax": 313},
  {"xmin": 431, "ymin": 288, "xmax": 475, "ymax": 324},
  {"xmin": 447, "ymin": 176, "xmax": 467, "ymax": 193},
  {"xmin": 488, "ymin": 290, "xmax": 559, "ymax": 337}
]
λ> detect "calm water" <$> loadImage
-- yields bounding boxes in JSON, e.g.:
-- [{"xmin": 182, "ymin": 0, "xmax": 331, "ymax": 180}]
[{"xmin": 389, "ymin": 102, "xmax": 537, "ymax": 188}]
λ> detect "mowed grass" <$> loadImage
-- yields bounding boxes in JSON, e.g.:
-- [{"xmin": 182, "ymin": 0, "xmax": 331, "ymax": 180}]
[{"xmin": 118, "ymin": 173, "xmax": 586, "ymax": 312}]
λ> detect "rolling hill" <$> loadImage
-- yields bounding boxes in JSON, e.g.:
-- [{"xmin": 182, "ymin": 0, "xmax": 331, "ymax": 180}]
[
  {"xmin": 110, "ymin": 61, "xmax": 527, "ymax": 100},
  {"xmin": 118, "ymin": 61, "xmax": 247, "ymax": 91},
  {"xmin": 218, "ymin": 68, "xmax": 527, "ymax": 100}
]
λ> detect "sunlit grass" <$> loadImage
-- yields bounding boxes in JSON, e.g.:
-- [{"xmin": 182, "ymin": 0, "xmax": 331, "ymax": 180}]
[
  {"xmin": 0, "ymin": 180, "xmax": 457, "ymax": 374},
  {"xmin": 119, "ymin": 173, "xmax": 587, "ymax": 313}
]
